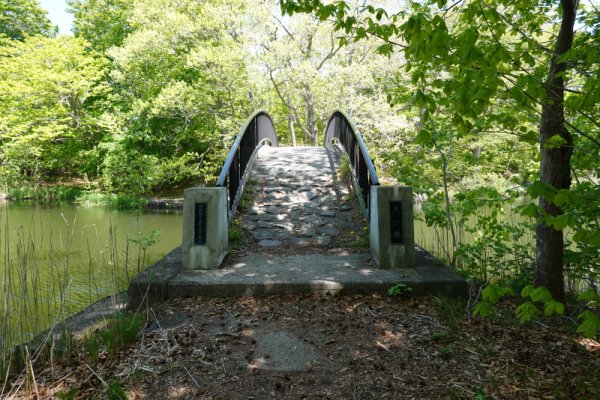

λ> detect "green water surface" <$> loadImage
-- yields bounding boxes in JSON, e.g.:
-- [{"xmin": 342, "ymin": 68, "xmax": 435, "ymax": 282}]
[{"xmin": 0, "ymin": 201, "xmax": 182, "ymax": 349}]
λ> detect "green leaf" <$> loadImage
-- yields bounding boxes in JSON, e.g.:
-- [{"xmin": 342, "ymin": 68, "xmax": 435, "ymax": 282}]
[
  {"xmin": 516, "ymin": 203, "xmax": 539, "ymax": 218},
  {"xmin": 544, "ymin": 134, "xmax": 568, "ymax": 149},
  {"xmin": 518, "ymin": 130, "xmax": 538, "ymax": 145},
  {"xmin": 522, "ymin": 52, "xmax": 536, "ymax": 67},
  {"xmin": 456, "ymin": 28, "xmax": 479, "ymax": 62},
  {"xmin": 387, "ymin": 283, "xmax": 412, "ymax": 296},
  {"xmin": 544, "ymin": 300, "xmax": 564, "ymax": 316},
  {"xmin": 578, "ymin": 289, "xmax": 600, "ymax": 302},
  {"xmin": 587, "ymin": 231, "xmax": 600, "ymax": 246},
  {"xmin": 521, "ymin": 284, "xmax": 534, "ymax": 298},
  {"xmin": 572, "ymin": 231, "xmax": 586, "ymax": 243},
  {"xmin": 553, "ymin": 189, "xmax": 573, "ymax": 207},
  {"xmin": 526, "ymin": 181, "xmax": 556, "ymax": 201},
  {"xmin": 577, "ymin": 311, "xmax": 600, "ymax": 338},
  {"xmin": 375, "ymin": 43, "xmax": 394, "ymax": 56},
  {"xmin": 482, "ymin": 284, "xmax": 501, "ymax": 303},
  {"xmin": 473, "ymin": 301, "xmax": 494, "ymax": 318},
  {"xmin": 529, "ymin": 286, "xmax": 552, "ymax": 303},
  {"xmin": 414, "ymin": 129, "xmax": 433, "ymax": 146},
  {"xmin": 481, "ymin": 284, "xmax": 513, "ymax": 304},
  {"xmin": 516, "ymin": 301, "xmax": 540, "ymax": 323},
  {"xmin": 545, "ymin": 213, "xmax": 577, "ymax": 230}
]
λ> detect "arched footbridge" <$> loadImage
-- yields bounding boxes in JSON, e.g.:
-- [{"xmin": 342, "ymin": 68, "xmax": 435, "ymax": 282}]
[{"xmin": 128, "ymin": 111, "xmax": 466, "ymax": 307}]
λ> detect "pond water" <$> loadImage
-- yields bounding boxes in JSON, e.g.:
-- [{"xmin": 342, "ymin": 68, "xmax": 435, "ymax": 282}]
[{"xmin": 0, "ymin": 201, "xmax": 182, "ymax": 350}]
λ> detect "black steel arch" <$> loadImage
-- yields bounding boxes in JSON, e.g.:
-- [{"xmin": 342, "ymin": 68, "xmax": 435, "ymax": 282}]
[
  {"xmin": 324, "ymin": 110, "xmax": 380, "ymax": 220},
  {"xmin": 217, "ymin": 110, "xmax": 278, "ymax": 222}
]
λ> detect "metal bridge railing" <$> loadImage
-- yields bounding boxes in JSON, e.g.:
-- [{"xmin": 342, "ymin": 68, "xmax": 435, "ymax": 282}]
[
  {"xmin": 324, "ymin": 110, "xmax": 380, "ymax": 220},
  {"xmin": 216, "ymin": 110, "xmax": 278, "ymax": 222}
]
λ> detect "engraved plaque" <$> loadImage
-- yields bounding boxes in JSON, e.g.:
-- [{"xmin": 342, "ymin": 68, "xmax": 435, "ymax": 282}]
[
  {"xmin": 390, "ymin": 201, "xmax": 403, "ymax": 244},
  {"xmin": 194, "ymin": 202, "xmax": 207, "ymax": 245}
]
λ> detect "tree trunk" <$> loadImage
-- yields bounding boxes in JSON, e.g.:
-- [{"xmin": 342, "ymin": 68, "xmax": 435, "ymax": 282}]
[
  {"xmin": 288, "ymin": 113, "xmax": 297, "ymax": 147},
  {"xmin": 535, "ymin": 0, "xmax": 578, "ymax": 302},
  {"xmin": 305, "ymin": 90, "xmax": 318, "ymax": 145}
]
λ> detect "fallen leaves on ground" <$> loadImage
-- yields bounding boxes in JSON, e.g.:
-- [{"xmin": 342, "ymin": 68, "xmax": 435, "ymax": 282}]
[{"xmin": 5, "ymin": 294, "xmax": 600, "ymax": 399}]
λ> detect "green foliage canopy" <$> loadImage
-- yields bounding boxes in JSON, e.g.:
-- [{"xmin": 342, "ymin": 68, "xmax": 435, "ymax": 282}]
[
  {"xmin": 68, "ymin": 0, "xmax": 133, "ymax": 51},
  {"xmin": 0, "ymin": 0, "xmax": 56, "ymax": 40},
  {"xmin": 98, "ymin": 0, "xmax": 253, "ymax": 194},
  {"xmin": 0, "ymin": 36, "xmax": 107, "ymax": 184}
]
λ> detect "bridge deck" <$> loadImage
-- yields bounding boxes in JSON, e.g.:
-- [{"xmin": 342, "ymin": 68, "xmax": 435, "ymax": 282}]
[
  {"xmin": 127, "ymin": 146, "xmax": 467, "ymax": 307},
  {"xmin": 241, "ymin": 146, "xmax": 365, "ymax": 250}
]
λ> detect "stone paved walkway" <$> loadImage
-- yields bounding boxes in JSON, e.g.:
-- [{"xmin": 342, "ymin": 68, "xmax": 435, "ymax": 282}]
[{"xmin": 239, "ymin": 146, "xmax": 366, "ymax": 250}]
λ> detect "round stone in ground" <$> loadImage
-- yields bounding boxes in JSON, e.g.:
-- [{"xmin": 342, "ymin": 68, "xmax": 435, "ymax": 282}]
[
  {"xmin": 290, "ymin": 237, "xmax": 311, "ymax": 246},
  {"xmin": 247, "ymin": 329, "xmax": 322, "ymax": 371},
  {"xmin": 241, "ymin": 221, "xmax": 257, "ymax": 230},
  {"xmin": 320, "ymin": 210, "xmax": 336, "ymax": 217},
  {"xmin": 321, "ymin": 226, "xmax": 339, "ymax": 236},
  {"xmin": 257, "ymin": 221, "xmax": 274, "ymax": 229},
  {"xmin": 303, "ymin": 215, "xmax": 324, "ymax": 225},
  {"xmin": 253, "ymin": 230, "xmax": 274, "ymax": 240},
  {"xmin": 316, "ymin": 235, "xmax": 332, "ymax": 246},
  {"xmin": 301, "ymin": 190, "xmax": 319, "ymax": 200},
  {"xmin": 275, "ymin": 231, "xmax": 291, "ymax": 240},
  {"xmin": 258, "ymin": 239, "xmax": 282, "ymax": 248},
  {"xmin": 298, "ymin": 226, "xmax": 316, "ymax": 237}
]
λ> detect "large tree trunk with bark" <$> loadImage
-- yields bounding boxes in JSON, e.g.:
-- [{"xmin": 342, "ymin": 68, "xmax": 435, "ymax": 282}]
[{"xmin": 535, "ymin": 0, "xmax": 578, "ymax": 302}]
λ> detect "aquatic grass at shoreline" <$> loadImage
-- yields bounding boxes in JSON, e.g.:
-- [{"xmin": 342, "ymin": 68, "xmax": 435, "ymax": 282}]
[
  {"xmin": 0, "ymin": 204, "xmax": 158, "ymax": 384},
  {"xmin": 5, "ymin": 185, "xmax": 148, "ymax": 209}
]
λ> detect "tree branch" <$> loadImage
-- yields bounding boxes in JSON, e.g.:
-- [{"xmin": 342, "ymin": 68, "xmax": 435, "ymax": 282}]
[
  {"xmin": 316, "ymin": 30, "xmax": 342, "ymax": 70},
  {"xmin": 267, "ymin": 67, "xmax": 311, "ymax": 137}
]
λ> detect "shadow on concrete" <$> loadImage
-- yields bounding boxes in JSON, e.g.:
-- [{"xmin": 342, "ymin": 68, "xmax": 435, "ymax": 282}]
[{"xmin": 127, "ymin": 245, "xmax": 467, "ymax": 309}]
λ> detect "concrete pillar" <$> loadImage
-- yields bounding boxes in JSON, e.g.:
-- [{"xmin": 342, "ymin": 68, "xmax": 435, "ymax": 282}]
[
  {"xmin": 182, "ymin": 187, "xmax": 228, "ymax": 269},
  {"xmin": 370, "ymin": 186, "xmax": 416, "ymax": 268}
]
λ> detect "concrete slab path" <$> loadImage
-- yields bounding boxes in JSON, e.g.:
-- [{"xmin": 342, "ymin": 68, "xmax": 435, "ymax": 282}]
[{"xmin": 128, "ymin": 246, "xmax": 466, "ymax": 308}]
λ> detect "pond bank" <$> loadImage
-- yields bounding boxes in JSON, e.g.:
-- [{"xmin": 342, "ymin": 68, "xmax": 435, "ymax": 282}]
[
  {"xmin": 1, "ymin": 185, "xmax": 184, "ymax": 210},
  {"xmin": 23, "ymin": 291, "xmax": 128, "ymax": 353},
  {"xmin": 145, "ymin": 197, "xmax": 183, "ymax": 210}
]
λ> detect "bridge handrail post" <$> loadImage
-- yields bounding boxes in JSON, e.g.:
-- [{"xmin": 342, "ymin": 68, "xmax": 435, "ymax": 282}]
[
  {"xmin": 370, "ymin": 186, "xmax": 416, "ymax": 268},
  {"xmin": 323, "ymin": 110, "xmax": 380, "ymax": 220},
  {"xmin": 182, "ymin": 110, "xmax": 278, "ymax": 270},
  {"xmin": 216, "ymin": 110, "xmax": 278, "ymax": 222},
  {"xmin": 324, "ymin": 110, "xmax": 415, "ymax": 268}
]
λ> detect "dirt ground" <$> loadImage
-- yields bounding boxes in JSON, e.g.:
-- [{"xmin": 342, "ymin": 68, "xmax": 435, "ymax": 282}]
[{"xmin": 7, "ymin": 294, "xmax": 600, "ymax": 400}]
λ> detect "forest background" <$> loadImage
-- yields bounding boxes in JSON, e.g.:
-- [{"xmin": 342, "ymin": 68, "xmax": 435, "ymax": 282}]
[{"xmin": 1, "ymin": 0, "xmax": 599, "ymax": 331}]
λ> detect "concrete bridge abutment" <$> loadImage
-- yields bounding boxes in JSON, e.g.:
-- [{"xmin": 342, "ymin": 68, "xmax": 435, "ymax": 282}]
[
  {"xmin": 369, "ymin": 186, "xmax": 416, "ymax": 269},
  {"xmin": 181, "ymin": 187, "xmax": 228, "ymax": 270}
]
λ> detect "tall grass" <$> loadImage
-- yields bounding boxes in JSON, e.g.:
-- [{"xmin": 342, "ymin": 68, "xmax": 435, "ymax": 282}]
[
  {"xmin": 76, "ymin": 191, "xmax": 147, "ymax": 209},
  {"xmin": 0, "ymin": 205, "xmax": 154, "ymax": 379}
]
